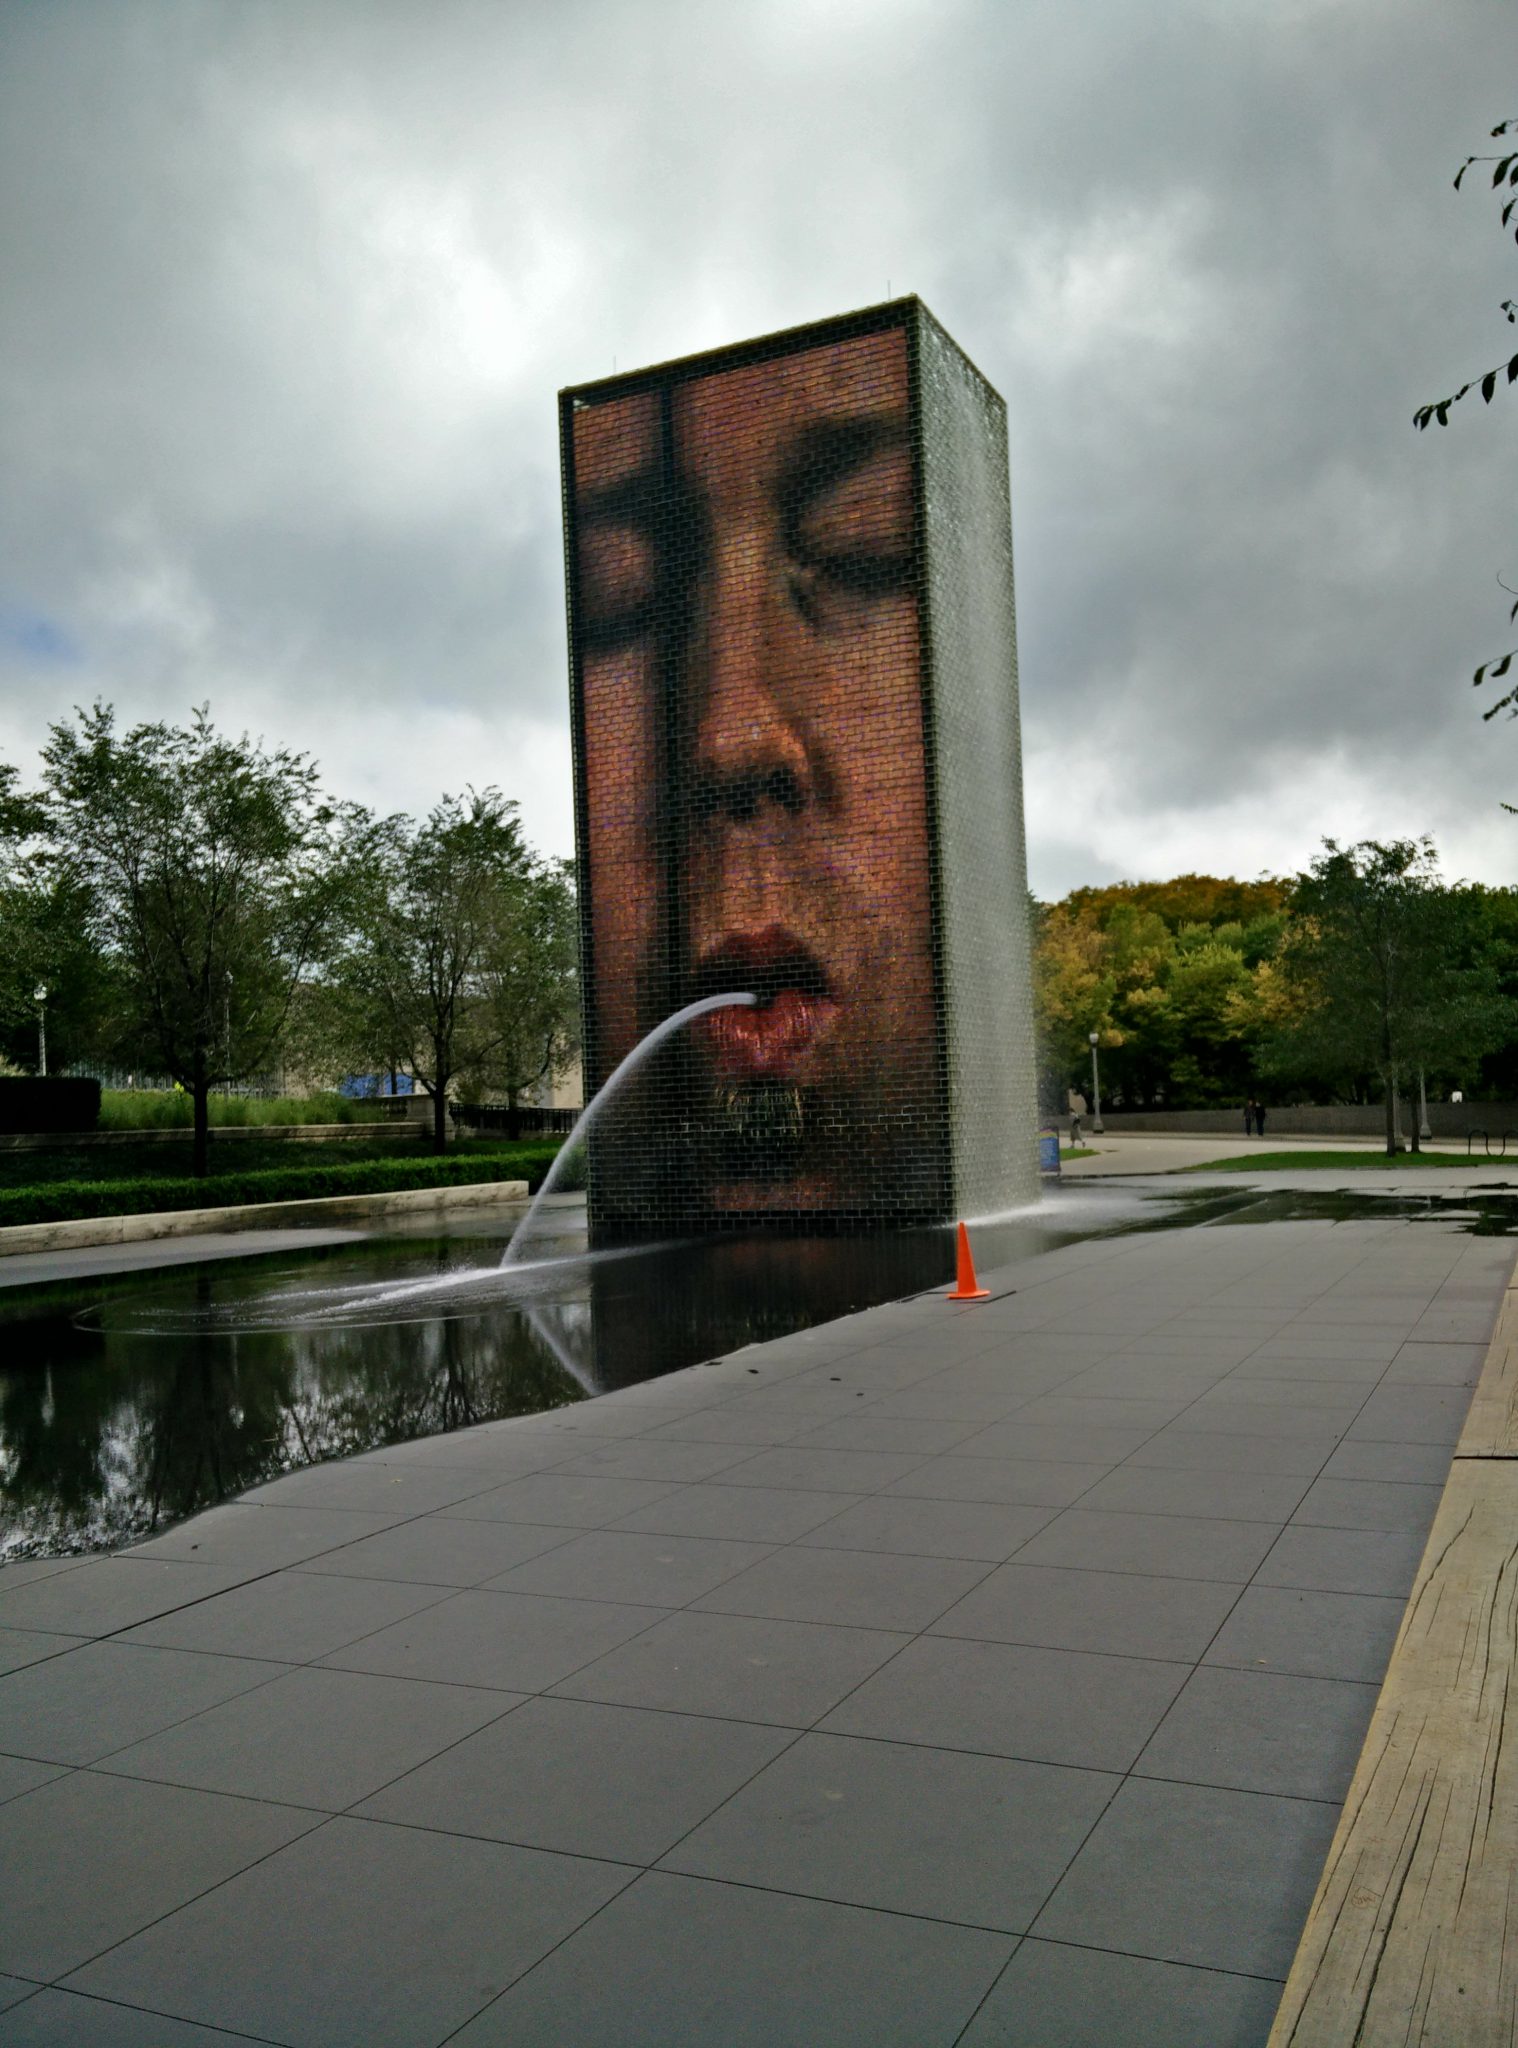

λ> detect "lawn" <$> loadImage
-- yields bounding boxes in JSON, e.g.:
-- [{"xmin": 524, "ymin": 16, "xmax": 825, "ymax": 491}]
[{"xmin": 1189, "ymin": 1149, "xmax": 1503, "ymax": 1172}]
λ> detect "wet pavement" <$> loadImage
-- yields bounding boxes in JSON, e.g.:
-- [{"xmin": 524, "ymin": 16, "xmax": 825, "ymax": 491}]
[{"xmin": 0, "ymin": 1184, "xmax": 1509, "ymax": 2043}]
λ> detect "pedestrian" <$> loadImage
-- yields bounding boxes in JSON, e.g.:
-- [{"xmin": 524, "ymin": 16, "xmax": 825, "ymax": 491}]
[{"xmin": 1255, "ymin": 1101, "xmax": 1267, "ymax": 1139}]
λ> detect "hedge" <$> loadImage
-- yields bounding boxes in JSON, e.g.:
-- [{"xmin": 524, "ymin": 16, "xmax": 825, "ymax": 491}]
[{"xmin": 0, "ymin": 1142, "xmax": 572, "ymax": 1229}]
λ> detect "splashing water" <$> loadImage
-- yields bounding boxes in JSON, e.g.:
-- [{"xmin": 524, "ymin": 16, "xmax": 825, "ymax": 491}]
[{"xmin": 500, "ymin": 991, "xmax": 758, "ymax": 1266}]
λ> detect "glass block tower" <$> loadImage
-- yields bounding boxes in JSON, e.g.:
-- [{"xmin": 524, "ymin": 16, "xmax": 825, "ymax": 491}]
[{"xmin": 561, "ymin": 298, "xmax": 1038, "ymax": 1235}]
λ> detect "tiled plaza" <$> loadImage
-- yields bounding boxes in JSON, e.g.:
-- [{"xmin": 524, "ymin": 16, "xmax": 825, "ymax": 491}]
[{"xmin": 0, "ymin": 1193, "xmax": 1508, "ymax": 2044}]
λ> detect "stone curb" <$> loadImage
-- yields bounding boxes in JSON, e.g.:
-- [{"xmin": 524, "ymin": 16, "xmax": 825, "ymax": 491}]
[{"xmin": 0, "ymin": 1178, "xmax": 531, "ymax": 1258}]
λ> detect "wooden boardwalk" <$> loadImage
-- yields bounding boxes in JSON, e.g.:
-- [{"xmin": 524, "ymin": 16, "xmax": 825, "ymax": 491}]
[{"xmin": 1268, "ymin": 1265, "xmax": 1518, "ymax": 2046}]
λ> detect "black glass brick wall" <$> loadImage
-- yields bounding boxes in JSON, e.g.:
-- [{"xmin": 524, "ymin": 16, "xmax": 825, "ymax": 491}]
[{"xmin": 561, "ymin": 299, "xmax": 1037, "ymax": 1237}]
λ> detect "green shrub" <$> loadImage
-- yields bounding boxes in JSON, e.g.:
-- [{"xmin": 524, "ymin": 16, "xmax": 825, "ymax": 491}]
[
  {"xmin": 0, "ymin": 1141, "xmax": 572, "ymax": 1228},
  {"xmin": 97, "ymin": 1090, "xmax": 390, "ymax": 1131}
]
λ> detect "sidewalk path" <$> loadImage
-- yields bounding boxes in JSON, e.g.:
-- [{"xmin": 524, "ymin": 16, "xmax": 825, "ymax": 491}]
[{"xmin": 0, "ymin": 1200, "xmax": 1509, "ymax": 2043}]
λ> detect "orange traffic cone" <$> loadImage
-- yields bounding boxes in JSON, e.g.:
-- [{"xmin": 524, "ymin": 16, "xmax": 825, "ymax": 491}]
[{"xmin": 946, "ymin": 1221, "xmax": 990, "ymax": 1301}]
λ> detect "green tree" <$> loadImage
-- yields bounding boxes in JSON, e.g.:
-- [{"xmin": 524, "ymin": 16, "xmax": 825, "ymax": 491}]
[
  {"xmin": 40, "ymin": 704, "xmax": 370, "ymax": 1175},
  {"xmin": 1267, "ymin": 839, "xmax": 1513, "ymax": 1154},
  {"xmin": 339, "ymin": 790, "xmax": 576, "ymax": 1151}
]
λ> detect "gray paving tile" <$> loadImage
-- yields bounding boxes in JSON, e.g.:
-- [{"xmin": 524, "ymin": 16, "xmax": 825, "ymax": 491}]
[
  {"xmin": 1255, "ymin": 1524, "xmax": 1427, "ymax": 1597},
  {"xmin": 0, "ymin": 1558, "xmax": 262, "ymax": 1639},
  {"xmin": 714, "ymin": 1445, "xmax": 929, "ymax": 1492},
  {"xmin": 1320, "ymin": 1436, "xmax": 1454, "ymax": 1482},
  {"xmin": 0, "ymin": 1753, "xmax": 64, "ymax": 1803},
  {"xmin": 1126, "ymin": 1429, "xmax": 1337, "ymax": 1475},
  {"xmin": 0, "ymin": 1627, "xmax": 85, "ymax": 1676},
  {"xmin": 1385, "ymin": 1341, "xmax": 1486, "ymax": 1383},
  {"xmin": 448, "ymin": 1868, "xmax": 1012, "ymax": 2047},
  {"xmin": 1347, "ymin": 1384, "xmax": 1473, "ymax": 1444},
  {"xmin": 359, "ymin": 1695, "xmax": 791, "ymax": 1861},
  {"xmin": 821, "ymin": 1635, "xmax": 1188, "ymax": 1771},
  {"xmin": 543, "ymin": 1436, "xmax": 758, "ymax": 1481},
  {"xmin": 553, "ymin": 1609, "xmax": 907, "ymax": 1726},
  {"xmin": 2, "ymin": 1770, "xmax": 316, "ymax": 1980},
  {"xmin": 0, "ymin": 1640, "xmax": 289, "ymax": 1766},
  {"xmin": 610, "ymin": 1481, "xmax": 857, "ymax": 1542},
  {"xmin": 1135, "ymin": 1664, "xmax": 1378, "ymax": 1801},
  {"xmin": 438, "ymin": 1472, "xmax": 680, "ymax": 1526},
  {"xmin": 121, "ymin": 1568, "xmax": 449, "ymax": 1663},
  {"xmin": 663, "ymin": 1729, "xmax": 1116, "ymax": 1931},
  {"xmin": 66, "ymin": 1814, "xmax": 630, "ymax": 2048},
  {"xmin": 692, "ymin": 1544, "xmax": 989, "ymax": 1631},
  {"xmin": 240, "ymin": 1461, "xmax": 503, "ymax": 1513},
  {"xmin": 929, "ymin": 1562, "xmax": 1241, "ymax": 1661},
  {"xmin": 959, "ymin": 1939, "xmax": 1282, "ymax": 2046},
  {"xmin": 1290, "ymin": 1475, "xmax": 1443, "ymax": 1534},
  {"xmin": 0, "ymin": 1975, "xmax": 37, "ymax": 2014},
  {"xmin": 1076, "ymin": 1464, "xmax": 1308, "ymax": 1521},
  {"xmin": 0, "ymin": 1990, "xmax": 247, "ymax": 2044},
  {"xmin": 105, "ymin": 1664, "xmax": 516, "ymax": 1809},
  {"xmin": 1170, "ymin": 1400, "xmax": 1351, "ymax": 1440},
  {"xmin": 486, "ymin": 1529, "xmax": 772, "ymax": 1606},
  {"xmin": 791, "ymin": 1412, "xmax": 985, "ymax": 1453},
  {"xmin": 1204, "ymin": 1585, "xmax": 1407, "ymax": 1682},
  {"xmin": 997, "ymin": 1394, "xmax": 1193, "ymax": 1431},
  {"xmin": 123, "ymin": 1502, "xmax": 399, "ymax": 1568},
  {"xmin": 1011, "ymin": 1508, "xmax": 1278, "ymax": 1583},
  {"xmin": 0, "ymin": 1557, "xmax": 87, "ymax": 1587},
  {"xmin": 296, "ymin": 1514, "xmax": 576, "ymax": 1586},
  {"xmin": 950, "ymin": 1421, "xmax": 1158, "ymax": 1463},
  {"xmin": 1033, "ymin": 1775, "xmax": 1338, "ymax": 1976},
  {"xmin": 319, "ymin": 1587, "xmax": 657, "ymax": 1691},
  {"xmin": 1199, "ymin": 1377, "xmax": 1365, "ymax": 1413},
  {"xmin": 644, "ymin": 1407, "xmax": 818, "ymax": 1445},
  {"xmin": 794, "ymin": 1494, "xmax": 1054, "ymax": 1560},
  {"xmin": 887, "ymin": 1453, "xmax": 1109, "ymax": 1507}
]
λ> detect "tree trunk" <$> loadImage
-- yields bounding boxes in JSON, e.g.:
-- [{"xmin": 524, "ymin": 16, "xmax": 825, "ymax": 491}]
[{"xmin": 192, "ymin": 1074, "xmax": 211, "ymax": 1179}]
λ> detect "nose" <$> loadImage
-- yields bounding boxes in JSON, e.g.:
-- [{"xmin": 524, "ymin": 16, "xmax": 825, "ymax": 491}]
[{"xmin": 689, "ymin": 524, "xmax": 812, "ymax": 825}]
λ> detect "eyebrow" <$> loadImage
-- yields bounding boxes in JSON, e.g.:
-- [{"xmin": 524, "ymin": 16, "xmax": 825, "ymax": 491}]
[{"xmin": 777, "ymin": 417, "xmax": 911, "ymax": 534}]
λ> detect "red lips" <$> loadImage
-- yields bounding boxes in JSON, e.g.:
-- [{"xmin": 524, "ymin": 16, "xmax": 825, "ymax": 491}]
[{"xmin": 692, "ymin": 929, "xmax": 838, "ymax": 1080}]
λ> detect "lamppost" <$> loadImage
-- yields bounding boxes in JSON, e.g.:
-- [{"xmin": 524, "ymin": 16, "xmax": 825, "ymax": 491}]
[
  {"xmin": 1088, "ymin": 1030, "xmax": 1104, "ymax": 1135},
  {"xmin": 33, "ymin": 985, "xmax": 47, "ymax": 1078}
]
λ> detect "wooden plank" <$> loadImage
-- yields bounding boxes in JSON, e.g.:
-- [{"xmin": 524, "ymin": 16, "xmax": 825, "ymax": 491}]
[
  {"xmin": 1267, "ymin": 1458, "xmax": 1518, "ymax": 2044},
  {"xmin": 1457, "ymin": 1283, "xmax": 1518, "ymax": 1458}
]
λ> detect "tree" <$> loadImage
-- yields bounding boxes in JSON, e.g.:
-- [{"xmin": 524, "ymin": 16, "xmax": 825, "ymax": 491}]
[
  {"xmin": 476, "ymin": 855, "xmax": 579, "ymax": 1130},
  {"xmin": 339, "ymin": 790, "xmax": 576, "ymax": 1151},
  {"xmin": 1413, "ymin": 119, "xmax": 1518, "ymax": 725},
  {"xmin": 1267, "ymin": 839, "xmax": 1513, "ymax": 1154},
  {"xmin": 41, "ymin": 704, "xmax": 370, "ymax": 1175}
]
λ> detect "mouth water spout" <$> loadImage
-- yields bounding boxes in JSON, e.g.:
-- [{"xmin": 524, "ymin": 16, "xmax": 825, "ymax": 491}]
[{"xmin": 499, "ymin": 991, "xmax": 759, "ymax": 1266}]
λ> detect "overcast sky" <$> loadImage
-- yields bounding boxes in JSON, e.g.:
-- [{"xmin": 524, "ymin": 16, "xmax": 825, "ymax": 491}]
[{"xmin": 2, "ymin": 0, "xmax": 1515, "ymax": 898}]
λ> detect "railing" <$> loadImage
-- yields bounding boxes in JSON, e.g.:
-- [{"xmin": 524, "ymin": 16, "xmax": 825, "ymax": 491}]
[
  {"xmin": 1466, "ymin": 1129, "xmax": 1518, "ymax": 1158},
  {"xmin": 449, "ymin": 1103, "xmax": 579, "ymax": 1138}
]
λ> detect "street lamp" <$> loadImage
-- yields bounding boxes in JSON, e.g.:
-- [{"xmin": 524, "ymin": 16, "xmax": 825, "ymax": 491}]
[
  {"xmin": 1088, "ymin": 1030, "xmax": 1104, "ymax": 1135},
  {"xmin": 33, "ymin": 985, "xmax": 47, "ymax": 1079}
]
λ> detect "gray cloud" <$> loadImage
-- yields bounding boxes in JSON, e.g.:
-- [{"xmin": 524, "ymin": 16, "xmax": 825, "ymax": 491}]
[{"xmin": 1, "ymin": 0, "xmax": 1514, "ymax": 887}]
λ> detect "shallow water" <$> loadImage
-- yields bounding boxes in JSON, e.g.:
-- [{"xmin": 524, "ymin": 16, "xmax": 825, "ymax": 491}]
[{"xmin": 1, "ymin": 1182, "xmax": 1512, "ymax": 1559}]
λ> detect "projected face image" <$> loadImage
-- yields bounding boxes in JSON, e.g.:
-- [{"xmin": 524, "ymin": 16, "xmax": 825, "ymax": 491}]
[{"xmin": 571, "ymin": 325, "xmax": 941, "ymax": 1217}]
